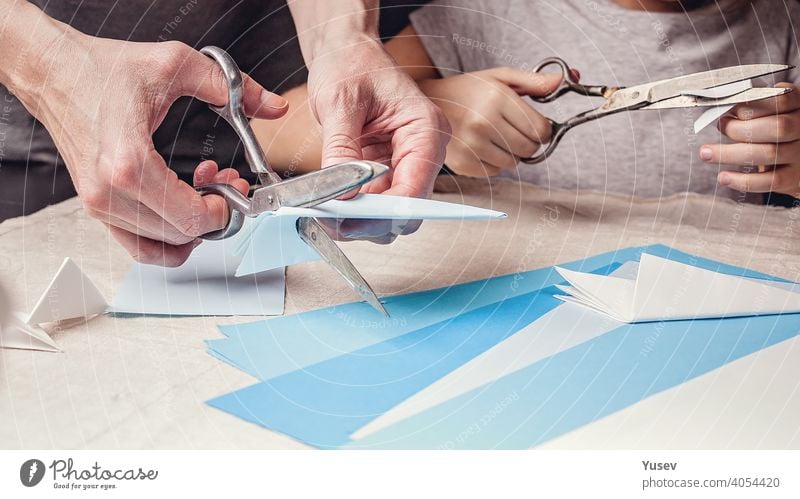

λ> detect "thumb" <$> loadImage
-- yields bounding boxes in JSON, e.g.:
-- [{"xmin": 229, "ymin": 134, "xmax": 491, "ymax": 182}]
[
  {"xmin": 318, "ymin": 108, "xmax": 369, "ymax": 199},
  {"xmin": 173, "ymin": 43, "xmax": 288, "ymax": 120},
  {"xmin": 487, "ymin": 67, "xmax": 564, "ymax": 98},
  {"xmin": 319, "ymin": 108, "xmax": 369, "ymax": 168}
]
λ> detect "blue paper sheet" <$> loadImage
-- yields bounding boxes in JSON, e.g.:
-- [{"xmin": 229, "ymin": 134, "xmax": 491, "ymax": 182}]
[
  {"xmin": 207, "ymin": 284, "xmax": 572, "ymax": 448},
  {"xmin": 207, "ymin": 245, "xmax": 795, "ymax": 448},
  {"xmin": 208, "ymin": 244, "xmax": 767, "ymax": 380},
  {"xmin": 344, "ymin": 312, "xmax": 800, "ymax": 449}
]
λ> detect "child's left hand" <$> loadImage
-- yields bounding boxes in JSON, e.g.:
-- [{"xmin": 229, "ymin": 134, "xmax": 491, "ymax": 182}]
[{"xmin": 700, "ymin": 82, "xmax": 800, "ymax": 199}]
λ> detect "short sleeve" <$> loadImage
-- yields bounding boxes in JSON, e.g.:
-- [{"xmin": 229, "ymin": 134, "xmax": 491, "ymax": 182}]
[
  {"xmin": 409, "ymin": 1, "xmax": 466, "ymax": 77},
  {"xmin": 409, "ymin": 0, "xmax": 508, "ymax": 77}
]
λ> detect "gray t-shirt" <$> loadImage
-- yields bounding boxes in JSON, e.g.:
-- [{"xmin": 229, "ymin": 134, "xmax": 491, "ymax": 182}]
[{"xmin": 411, "ymin": 0, "xmax": 800, "ymax": 200}]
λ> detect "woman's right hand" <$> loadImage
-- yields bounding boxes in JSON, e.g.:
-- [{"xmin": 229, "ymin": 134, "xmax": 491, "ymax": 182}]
[{"xmin": 419, "ymin": 67, "xmax": 562, "ymax": 177}]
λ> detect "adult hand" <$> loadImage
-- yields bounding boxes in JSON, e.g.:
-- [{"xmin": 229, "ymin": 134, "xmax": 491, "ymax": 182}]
[
  {"xmin": 304, "ymin": 34, "xmax": 450, "ymax": 243},
  {"xmin": 13, "ymin": 27, "xmax": 287, "ymax": 266},
  {"xmin": 419, "ymin": 67, "xmax": 561, "ymax": 177},
  {"xmin": 703, "ymin": 83, "xmax": 800, "ymax": 199}
]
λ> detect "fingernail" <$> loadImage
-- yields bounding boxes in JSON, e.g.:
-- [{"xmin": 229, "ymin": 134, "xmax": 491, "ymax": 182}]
[
  {"xmin": 262, "ymin": 90, "xmax": 288, "ymax": 109},
  {"xmin": 718, "ymin": 173, "xmax": 731, "ymax": 186},
  {"xmin": 700, "ymin": 147, "xmax": 713, "ymax": 161},
  {"xmin": 570, "ymin": 69, "xmax": 581, "ymax": 81}
]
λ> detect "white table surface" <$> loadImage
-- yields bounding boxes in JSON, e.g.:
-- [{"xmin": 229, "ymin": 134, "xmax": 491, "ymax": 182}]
[{"xmin": 1, "ymin": 177, "xmax": 798, "ymax": 449}]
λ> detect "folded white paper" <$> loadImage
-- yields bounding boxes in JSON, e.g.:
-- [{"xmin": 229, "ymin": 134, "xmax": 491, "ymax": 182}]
[
  {"xmin": 686, "ymin": 79, "xmax": 753, "ymax": 133},
  {"xmin": 27, "ymin": 258, "xmax": 107, "ymax": 325},
  {"xmin": 555, "ymin": 254, "xmax": 800, "ymax": 323},
  {"xmin": 234, "ymin": 193, "xmax": 507, "ymax": 276},
  {"xmin": 0, "ymin": 312, "xmax": 61, "ymax": 352}
]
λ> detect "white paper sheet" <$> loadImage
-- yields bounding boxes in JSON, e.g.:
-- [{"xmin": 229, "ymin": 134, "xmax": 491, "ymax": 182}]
[
  {"xmin": 688, "ymin": 80, "xmax": 753, "ymax": 133},
  {"xmin": 235, "ymin": 193, "xmax": 507, "ymax": 276},
  {"xmin": 110, "ymin": 238, "xmax": 285, "ymax": 316},
  {"xmin": 352, "ymin": 301, "xmax": 623, "ymax": 440},
  {"xmin": 0, "ymin": 312, "xmax": 60, "ymax": 352},
  {"xmin": 555, "ymin": 254, "xmax": 800, "ymax": 323}
]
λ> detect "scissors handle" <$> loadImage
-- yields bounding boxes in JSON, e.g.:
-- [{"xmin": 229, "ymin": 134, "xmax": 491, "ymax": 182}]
[
  {"xmin": 199, "ymin": 46, "xmax": 281, "ymax": 186},
  {"xmin": 195, "ymin": 183, "xmax": 250, "ymax": 240},
  {"xmin": 520, "ymin": 109, "xmax": 606, "ymax": 165},
  {"xmin": 532, "ymin": 57, "xmax": 611, "ymax": 103},
  {"xmin": 521, "ymin": 57, "xmax": 619, "ymax": 164}
]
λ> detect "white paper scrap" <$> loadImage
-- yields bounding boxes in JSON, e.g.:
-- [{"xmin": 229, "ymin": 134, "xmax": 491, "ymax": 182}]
[
  {"xmin": 554, "ymin": 254, "xmax": 800, "ymax": 323},
  {"xmin": 689, "ymin": 80, "xmax": 753, "ymax": 133}
]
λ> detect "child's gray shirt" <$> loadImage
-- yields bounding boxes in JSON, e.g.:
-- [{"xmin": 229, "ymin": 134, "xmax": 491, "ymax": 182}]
[{"xmin": 411, "ymin": 0, "xmax": 800, "ymax": 200}]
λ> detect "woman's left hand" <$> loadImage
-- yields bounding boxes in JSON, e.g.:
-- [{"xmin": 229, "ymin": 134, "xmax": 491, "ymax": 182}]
[{"xmin": 701, "ymin": 82, "xmax": 800, "ymax": 199}]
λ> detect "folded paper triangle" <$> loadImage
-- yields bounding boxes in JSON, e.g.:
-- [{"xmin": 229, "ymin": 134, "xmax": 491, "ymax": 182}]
[
  {"xmin": 26, "ymin": 258, "xmax": 108, "ymax": 325},
  {"xmin": 555, "ymin": 254, "xmax": 800, "ymax": 323}
]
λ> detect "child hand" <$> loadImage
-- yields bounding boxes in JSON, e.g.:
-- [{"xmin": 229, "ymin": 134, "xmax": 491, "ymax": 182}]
[
  {"xmin": 418, "ymin": 67, "xmax": 562, "ymax": 177},
  {"xmin": 701, "ymin": 83, "xmax": 800, "ymax": 199}
]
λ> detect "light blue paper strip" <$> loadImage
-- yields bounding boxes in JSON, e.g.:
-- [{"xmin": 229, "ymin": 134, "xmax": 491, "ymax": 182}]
[
  {"xmin": 208, "ymin": 244, "xmax": 783, "ymax": 380},
  {"xmin": 344, "ymin": 312, "xmax": 800, "ymax": 449},
  {"xmin": 206, "ymin": 246, "xmax": 794, "ymax": 448},
  {"xmin": 206, "ymin": 283, "xmax": 576, "ymax": 448}
]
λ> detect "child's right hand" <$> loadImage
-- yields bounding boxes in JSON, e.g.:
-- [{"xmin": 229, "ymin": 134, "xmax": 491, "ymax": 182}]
[{"xmin": 418, "ymin": 67, "xmax": 562, "ymax": 177}]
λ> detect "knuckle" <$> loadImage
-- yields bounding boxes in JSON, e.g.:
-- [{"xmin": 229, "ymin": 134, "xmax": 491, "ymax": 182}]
[
  {"xmin": 533, "ymin": 121, "xmax": 552, "ymax": 142},
  {"xmin": 174, "ymin": 216, "xmax": 204, "ymax": 238},
  {"xmin": 773, "ymin": 170, "xmax": 794, "ymax": 191},
  {"xmin": 156, "ymin": 41, "xmax": 189, "ymax": 75},
  {"xmin": 486, "ymin": 82, "xmax": 508, "ymax": 102},
  {"xmin": 502, "ymin": 153, "xmax": 519, "ymax": 169},
  {"xmin": 744, "ymin": 173, "xmax": 755, "ymax": 192},
  {"xmin": 734, "ymin": 106, "xmax": 754, "ymax": 120},
  {"xmin": 129, "ymin": 242, "xmax": 159, "ymax": 265},
  {"xmin": 80, "ymin": 186, "xmax": 110, "ymax": 214},
  {"xmin": 207, "ymin": 62, "xmax": 229, "ymax": 102},
  {"xmin": 324, "ymin": 132, "xmax": 361, "ymax": 160},
  {"xmin": 484, "ymin": 166, "xmax": 501, "ymax": 177},
  {"xmin": 465, "ymin": 114, "xmax": 488, "ymax": 133},
  {"xmin": 111, "ymin": 160, "xmax": 144, "ymax": 191},
  {"xmin": 438, "ymin": 112, "xmax": 453, "ymax": 137},
  {"xmin": 520, "ymin": 142, "xmax": 539, "ymax": 158},
  {"xmin": 774, "ymin": 114, "xmax": 793, "ymax": 140},
  {"xmin": 766, "ymin": 143, "xmax": 781, "ymax": 161},
  {"xmin": 776, "ymin": 92, "xmax": 792, "ymax": 110}
]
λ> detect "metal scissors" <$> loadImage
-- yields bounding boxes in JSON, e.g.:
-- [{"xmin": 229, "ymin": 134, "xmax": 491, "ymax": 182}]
[
  {"xmin": 195, "ymin": 46, "xmax": 390, "ymax": 316},
  {"xmin": 521, "ymin": 57, "xmax": 794, "ymax": 164}
]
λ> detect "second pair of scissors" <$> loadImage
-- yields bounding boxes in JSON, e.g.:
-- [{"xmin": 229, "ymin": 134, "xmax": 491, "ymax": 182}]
[{"xmin": 522, "ymin": 57, "xmax": 794, "ymax": 164}]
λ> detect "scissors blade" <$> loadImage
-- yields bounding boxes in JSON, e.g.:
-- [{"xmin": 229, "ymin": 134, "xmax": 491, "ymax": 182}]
[
  {"xmin": 249, "ymin": 160, "xmax": 389, "ymax": 215},
  {"xmin": 296, "ymin": 217, "xmax": 389, "ymax": 316},
  {"xmin": 645, "ymin": 64, "xmax": 792, "ymax": 104},
  {"xmin": 641, "ymin": 87, "xmax": 792, "ymax": 110}
]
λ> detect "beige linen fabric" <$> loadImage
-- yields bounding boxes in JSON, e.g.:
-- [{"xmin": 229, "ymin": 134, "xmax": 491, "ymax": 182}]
[{"xmin": 0, "ymin": 178, "xmax": 797, "ymax": 449}]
